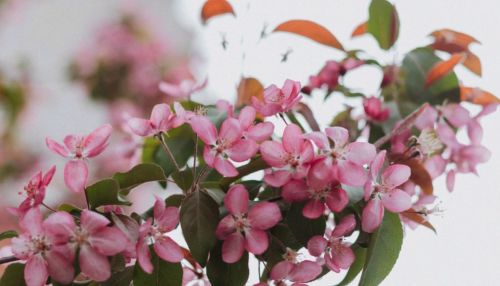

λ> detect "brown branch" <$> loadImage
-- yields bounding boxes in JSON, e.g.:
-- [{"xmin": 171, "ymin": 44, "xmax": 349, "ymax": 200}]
[{"xmin": 0, "ymin": 255, "xmax": 19, "ymax": 265}]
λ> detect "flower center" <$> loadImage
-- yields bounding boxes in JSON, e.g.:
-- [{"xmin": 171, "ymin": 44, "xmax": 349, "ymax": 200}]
[
  {"xmin": 73, "ymin": 227, "xmax": 90, "ymax": 246},
  {"xmin": 29, "ymin": 235, "xmax": 51, "ymax": 254},
  {"xmin": 233, "ymin": 214, "xmax": 250, "ymax": 233}
]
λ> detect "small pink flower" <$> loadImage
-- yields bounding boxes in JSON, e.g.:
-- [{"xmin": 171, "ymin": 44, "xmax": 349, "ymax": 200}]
[
  {"xmin": 16, "ymin": 166, "xmax": 56, "ymax": 215},
  {"xmin": 305, "ymin": 127, "xmax": 376, "ymax": 187},
  {"xmin": 215, "ymin": 185, "xmax": 282, "ymax": 263},
  {"xmin": 43, "ymin": 209, "xmax": 128, "ymax": 281},
  {"xmin": 159, "ymin": 78, "xmax": 207, "ymax": 100},
  {"xmin": 363, "ymin": 96, "xmax": 390, "ymax": 122},
  {"xmin": 302, "ymin": 59, "xmax": 364, "ymax": 95},
  {"xmin": 260, "ymin": 124, "xmax": 315, "ymax": 187},
  {"xmin": 127, "ymin": 103, "xmax": 177, "ymax": 136},
  {"xmin": 252, "ymin": 79, "xmax": 302, "ymax": 117},
  {"xmin": 182, "ymin": 263, "xmax": 211, "ymax": 286},
  {"xmin": 266, "ymin": 254, "xmax": 322, "ymax": 285},
  {"xmin": 190, "ymin": 115, "xmax": 258, "ymax": 177},
  {"xmin": 362, "ymin": 151, "xmax": 412, "ymax": 233},
  {"xmin": 282, "ymin": 179, "xmax": 349, "ymax": 219},
  {"xmin": 11, "ymin": 208, "xmax": 74, "ymax": 286},
  {"xmin": 46, "ymin": 124, "xmax": 112, "ymax": 193},
  {"xmin": 136, "ymin": 197, "xmax": 183, "ymax": 273},
  {"xmin": 307, "ymin": 214, "xmax": 356, "ymax": 272}
]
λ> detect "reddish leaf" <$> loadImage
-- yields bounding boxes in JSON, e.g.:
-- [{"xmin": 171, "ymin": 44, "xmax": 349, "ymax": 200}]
[
  {"xmin": 462, "ymin": 52, "xmax": 482, "ymax": 76},
  {"xmin": 425, "ymin": 53, "xmax": 465, "ymax": 87},
  {"xmin": 430, "ymin": 28, "xmax": 480, "ymax": 54},
  {"xmin": 351, "ymin": 21, "xmax": 367, "ymax": 38},
  {"xmin": 236, "ymin": 77, "xmax": 264, "ymax": 107},
  {"xmin": 401, "ymin": 210, "xmax": 436, "ymax": 233},
  {"xmin": 294, "ymin": 102, "xmax": 320, "ymax": 131},
  {"xmin": 273, "ymin": 19, "xmax": 344, "ymax": 50},
  {"xmin": 403, "ymin": 159, "xmax": 434, "ymax": 195},
  {"xmin": 201, "ymin": 0, "xmax": 235, "ymax": 25},
  {"xmin": 460, "ymin": 86, "xmax": 500, "ymax": 106}
]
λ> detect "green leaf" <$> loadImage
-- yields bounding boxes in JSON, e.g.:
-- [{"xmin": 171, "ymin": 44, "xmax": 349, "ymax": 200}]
[
  {"xmin": 359, "ymin": 212, "xmax": 403, "ymax": 286},
  {"xmin": 57, "ymin": 203, "xmax": 82, "ymax": 217},
  {"xmin": 399, "ymin": 47, "xmax": 460, "ymax": 115},
  {"xmin": 367, "ymin": 0, "xmax": 399, "ymax": 50},
  {"xmin": 0, "ymin": 230, "xmax": 17, "ymax": 242},
  {"xmin": 0, "ymin": 263, "xmax": 26, "ymax": 286},
  {"xmin": 133, "ymin": 250, "xmax": 182, "ymax": 286},
  {"xmin": 336, "ymin": 246, "xmax": 367, "ymax": 286},
  {"xmin": 207, "ymin": 242, "xmax": 249, "ymax": 286},
  {"xmin": 286, "ymin": 202, "xmax": 326, "ymax": 246},
  {"xmin": 113, "ymin": 163, "xmax": 166, "ymax": 195},
  {"xmin": 85, "ymin": 179, "xmax": 131, "ymax": 209},
  {"xmin": 219, "ymin": 158, "xmax": 268, "ymax": 188},
  {"xmin": 180, "ymin": 190, "xmax": 219, "ymax": 267},
  {"xmin": 153, "ymin": 125, "xmax": 196, "ymax": 178},
  {"xmin": 171, "ymin": 169, "xmax": 194, "ymax": 193},
  {"xmin": 101, "ymin": 266, "xmax": 134, "ymax": 286},
  {"xmin": 240, "ymin": 180, "xmax": 263, "ymax": 200}
]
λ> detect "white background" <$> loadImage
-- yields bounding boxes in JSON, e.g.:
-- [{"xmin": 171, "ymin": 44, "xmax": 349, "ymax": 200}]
[{"xmin": 1, "ymin": 1, "xmax": 499, "ymax": 285}]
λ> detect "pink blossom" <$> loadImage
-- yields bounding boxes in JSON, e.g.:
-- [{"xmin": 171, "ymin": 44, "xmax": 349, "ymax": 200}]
[
  {"xmin": 46, "ymin": 124, "xmax": 112, "ymax": 193},
  {"xmin": 363, "ymin": 96, "xmax": 390, "ymax": 122},
  {"xmin": 307, "ymin": 214, "xmax": 356, "ymax": 272},
  {"xmin": 305, "ymin": 127, "xmax": 376, "ymax": 187},
  {"xmin": 127, "ymin": 103, "xmax": 177, "ymax": 136},
  {"xmin": 260, "ymin": 124, "xmax": 314, "ymax": 187},
  {"xmin": 11, "ymin": 208, "xmax": 74, "ymax": 286},
  {"xmin": 252, "ymin": 79, "xmax": 302, "ymax": 117},
  {"xmin": 136, "ymin": 197, "xmax": 183, "ymax": 273},
  {"xmin": 282, "ymin": 179, "xmax": 349, "ymax": 219},
  {"xmin": 159, "ymin": 78, "xmax": 207, "ymax": 100},
  {"xmin": 189, "ymin": 115, "xmax": 259, "ymax": 177},
  {"xmin": 182, "ymin": 263, "xmax": 211, "ymax": 286},
  {"xmin": 362, "ymin": 151, "xmax": 412, "ymax": 233},
  {"xmin": 43, "ymin": 209, "xmax": 128, "ymax": 281},
  {"xmin": 266, "ymin": 257, "xmax": 322, "ymax": 285},
  {"xmin": 215, "ymin": 185, "xmax": 282, "ymax": 263},
  {"xmin": 16, "ymin": 166, "xmax": 56, "ymax": 215},
  {"xmin": 302, "ymin": 59, "xmax": 364, "ymax": 95}
]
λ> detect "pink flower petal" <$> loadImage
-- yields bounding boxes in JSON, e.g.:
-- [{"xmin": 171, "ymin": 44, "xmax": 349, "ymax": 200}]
[
  {"xmin": 324, "ymin": 253, "xmax": 340, "ymax": 273},
  {"xmin": 270, "ymin": 261, "xmax": 294, "ymax": 281},
  {"xmin": 203, "ymin": 146, "xmax": 216, "ymax": 167},
  {"xmin": 219, "ymin": 118, "xmax": 243, "ymax": 143},
  {"xmin": 288, "ymin": 260, "xmax": 322, "ymax": 283},
  {"xmin": 238, "ymin": 106, "xmax": 256, "ymax": 129},
  {"xmin": 81, "ymin": 210, "xmax": 110, "ymax": 233},
  {"xmin": 381, "ymin": 189, "xmax": 412, "ymax": 213},
  {"xmin": 441, "ymin": 103, "xmax": 471, "ymax": 128},
  {"xmin": 283, "ymin": 124, "xmax": 303, "ymax": 154},
  {"xmin": 246, "ymin": 122, "xmax": 274, "ymax": 142},
  {"xmin": 282, "ymin": 180, "xmax": 310, "ymax": 202},
  {"xmin": 370, "ymin": 151, "xmax": 386, "ymax": 179},
  {"xmin": 227, "ymin": 139, "xmax": 258, "ymax": 162},
  {"xmin": 42, "ymin": 165, "xmax": 56, "ymax": 186},
  {"xmin": 467, "ymin": 119, "xmax": 483, "ymax": 145},
  {"xmin": 214, "ymin": 156, "xmax": 238, "ymax": 177},
  {"xmin": 345, "ymin": 142, "xmax": 376, "ymax": 165},
  {"xmin": 244, "ymin": 228, "xmax": 269, "ymax": 255},
  {"xmin": 325, "ymin": 127, "xmax": 348, "ymax": 148},
  {"xmin": 25, "ymin": 254, "xmax": 48, "ymax": 286},
  {"xmin": 190, "ymin": 116, "xmax": 218, "ymax": 145},
  {"xmin": 446, "ymin": 170, "xmax": 456, "ymax": 192},
  {"xmin": 46, "ymin": 138, "xmax": 69, "ymax": 157},
  {"xmin": 331, "ymin": 214, "xmax": 357, "ymax": 238},
  {"xmin": 382, "ymin": 164, "xmax": 411, "ymax": 188},
  {"xmin": 248, "ymin": 202, "xmax": 281, "ymax": 230},
  {"xmin": 362, "ymin": 199, "xmax": 384, "ymax": 233},
  {"xmin": 128, "ymin": 118, "xmax": 153, "ymax": 137},
  {"xmin": 150, "ymin": 104, "xmax": 172, "ymax": 132},
  {"xmin": 137, "ymin": 239, "xmax": 153, "ymax": 274},
  {"xmin": 264, "ymin": 169, "xmax": 292, "ymax": 187},
  {"xmin": 222, "ymin": 232, "xmax": 245, "ymax": 263},
  {"xmin": 90, "ymin": 227, "xmax": 128, "ymax": 256},
  {"xmin": 307, "ymin": 236, "xmax": 327, "ymax": 257},
  {"xmin": 20, "ymin": 208, "xmax": 44, "ymax": 236},
  {"xmin": 331, "ymin": 245, "xmax": 355, "ymax": 269},
  {"xmin": 260, "ymin": 141, "xmax": 288, "ymax": 167},
  {"xmin": 215, "ymin": 215, "xmax": 236, "ymax": 240},
  {"xmin": 302, "ymin": 199, "xmax": 325, "ymax": 219},
  {"xmin": 64, "ymin": 160, "xmax": 88, "ymax": 193},
  {"xmin": 415, "ymin": 106, "xmax": 438, "ymax": 130},
  {"xmin": 46, "ymin": 250, "xmax": 74, "ymax": 285},
  {"xmin": 43, "ymin": 212, "xmax": 76, "ymax": 243},
  {"xmin": 79, "ymin": 244, "xmax": 111, "ymax": 282},
  {"xmin": 156, "ymin": 207, "xmax": 180, "ymax": 232},
  {"xmin": 224, "ymin": 185, "xmax": 249, "ymax": 215},
  {"xmin": 84, "ymin": 124, "xmax": 112, "ymax": 157},
  {"xmin": 64, "ymin": 135, "xmax": 81, "ymax": 152},
  {"xmin": 304, "ymin": 132, "xmax": 330, "ymax": 150},
  {"xmin": 154, "ymin": 236, "xmax": 184, "ymax": 263},
  {"xmin": 325, "ymin": 187, "xmax": 349, "ymax": 213},
  {"xmin": 338, "ymin": 160, "xmax": 367, "ymax": 187}
]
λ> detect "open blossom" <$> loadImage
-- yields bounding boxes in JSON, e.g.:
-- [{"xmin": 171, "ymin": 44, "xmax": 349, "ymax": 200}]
[
  {"xmin": 307, "ymin": 214, "xmax": 356, "ymax": 272},
  {"xmin": 43, "ymin": 209, "xmax": 128, "ymax": 282},
  {"xmin": 260, "ymin": 124, "xmax": 314, "ymax": 187},
  {"xmin": 16, "ymin": 166, "xmax": 56, "ymax": 215},
  {"xmin": 305, "ymin": 127, "xmax": 376, "ymax": 187},
  {"xmin": 190, "ymin": 115, "xmax": 259, "ymax": 177},
  {"xmin": 362, "ymin": 151, "xmax": 412, "ymax": 233},
  {"xmin": 11, "ymin": 208, "xmax": 74, "ymax": 286},
  {"xmin": 302, "ymin": 59, "xmax": 364, "ymax": 95},
  {"xmin": 363, "ymin": 96, "xmax": 390, "ymax": 122},
  {"xmin": 282, "ymin": 179, "xmax": 348, "ymax": 219},
  {"xmin": 215, "ymin": 185, "xmax": 281, "ymax": 263},
  {"xmin": 252, "ymin": 79, "xmax": 302, "ymax": 117},
  {"xmin": 127, "ymin": 103, "xmax": 177, "ymax": 136},
  {"xmin": 136, "ymin": 197, "xmax": 183, "ymax": 273},
  {"xmin": 46, "ymin": 124, "xmax": 112, "ymax": 193},
  {"xmin": 159, "ymin": 77, "xmax": 207, "ymax": 100}
]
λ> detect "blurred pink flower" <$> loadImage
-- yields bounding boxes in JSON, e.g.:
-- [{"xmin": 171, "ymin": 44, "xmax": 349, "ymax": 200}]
[{"xmin": 252, "ymin": 79, "xmax": 302, "ymax": 116}]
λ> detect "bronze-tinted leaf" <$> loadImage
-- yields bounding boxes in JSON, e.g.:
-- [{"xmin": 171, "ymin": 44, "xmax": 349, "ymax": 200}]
[
  {"xmin": 294, "ymin": 102, "xmax": 320, "ymax": 131},
  {"xmin": 273, "ymin": 20, "xmax": 344, "ymax": 50},
  {"xmin": 401, "ymin": 210, "xmax": 436, "ymax": 233},
  {"xmin": 201, "ymin": 0, "xmax": 235, "ymax": 25},
  {"xmin": 460, "ymin": 86, "xmax": 500, "ymax": 106},
  {"xmin": 425, "ymin": 53, "xmax": 465, "ymax": 87},
  {"xmin": 430, "ymin": 28, "xmax": 479, "ymax": 54},
  {"xmin": 351, "ymin": 21, "xmax": 367, "ymax": 38},
  {"xmin": 403, "ymin": 159, "xmax": 433, "ymax": 195},
  {"xmin": 236, "ymin": 77, "xmax": 264, "ymax": 107},
  {"xmin": 462, "ymin": 52, "xmax": 482, "ymax": 76}
]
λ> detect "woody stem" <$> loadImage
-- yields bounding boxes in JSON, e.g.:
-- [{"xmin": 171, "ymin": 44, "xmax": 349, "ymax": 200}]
[{"xmin": 0, "ymin": 256, "xmax": 18, "ymax": 265}]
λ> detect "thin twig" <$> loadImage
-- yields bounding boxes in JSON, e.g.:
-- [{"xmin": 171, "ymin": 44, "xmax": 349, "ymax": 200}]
[
  {"xmin": 374, "ymin": 103, "xmax": 430, "ymax": 149},
  {"xmin": 156, "ymin": 133, "xmax": 181, "ymax": 172},
  {"xmin": 0, "ymin": 256, "xmax": 18, "ymax": 265},
  {"xmin": 193, "ymin": 136, "xmax": 199, "ymax": 179},
  {"xmin": 41, "ymin": 202, "xmax": 57, "ymax": 213}
]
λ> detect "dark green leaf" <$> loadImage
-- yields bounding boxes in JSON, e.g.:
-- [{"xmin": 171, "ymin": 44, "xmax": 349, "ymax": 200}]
[
  {"xmin": 367, "ymin": 0, "xmax": 399, "ymax": 50},
  {"xmin": 180, "ymin": 190, "xmax": 219, "ymax": 266},
  {"xmin": 286, "ymin": 202, "xmax": 326, "ymax": 246},
  {"xmin": 240, "ymin": 180, "xmax": 263, "ymax": 200},
  {"xmin": 85, "ymin": 179, "xmax": 131, "ymax": 209},
  {"xmin": 336, "ymin": 246, "xmax": 367, "ymax": 286},
  {"xmin": 171, "ymin": 169, "xmax": 194, "ymax": 193},
  {"xmin": 219, "ymin": 158, "xmax": 268, "ymax": 188},
  {"xmin": 57, "ymin": 203, "xmax": 82, "ymax": 217},
  {"xmin": 0, "ymin": 230, "xmax": 17, "ymax": 242},
  {"xmin": 359, "ymin": 212, "xmax": 403, "ymax": 286},
  {"xmin": 133, "ymin": 250, "xmax": 182, "ymax": 286},
  {"xmin": 207, "ymin": 242, "xmax": 249, "ymax": 286},
  {"xmin": 101, "ymin": 266, "xmax": 134, "ymax": 286},
  {"xmin": 113, "ymin": 163, "xmax": 166, "ymax": 195},
  {"xmin": 0, "ymin": 263, "xmax": 26, "ymax": 286}
]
